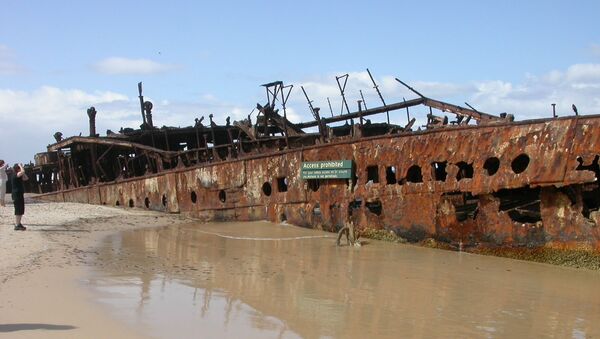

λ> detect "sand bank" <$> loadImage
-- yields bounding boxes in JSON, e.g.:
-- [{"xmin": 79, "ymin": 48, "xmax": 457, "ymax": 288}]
[{"xmin": 0, "ymin": 196, "xmax": 192, "ymax": 338}]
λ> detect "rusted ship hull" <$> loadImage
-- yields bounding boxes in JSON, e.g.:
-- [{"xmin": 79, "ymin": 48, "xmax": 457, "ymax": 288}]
[{"xmin": 36, "ymin": 114, "xmax": 600, "ymax": 251}]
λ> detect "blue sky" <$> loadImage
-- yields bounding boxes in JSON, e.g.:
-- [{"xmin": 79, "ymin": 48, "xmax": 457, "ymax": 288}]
[{"xmin": 1, "ymin": 0, "xmax": 600, "ymax": 163}]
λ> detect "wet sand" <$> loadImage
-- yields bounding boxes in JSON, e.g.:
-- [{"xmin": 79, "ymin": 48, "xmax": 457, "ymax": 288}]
[
  {"xmin": 90, "ymin": 221, "xmax": 600, "ymax": 339},
  {"xmin": 0, "ymin": 198, "xmax": 192, "ymax": 338}
]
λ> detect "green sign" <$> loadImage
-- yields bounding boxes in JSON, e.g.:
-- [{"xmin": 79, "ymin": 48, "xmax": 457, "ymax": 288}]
[{"xmin": 301, "ymin": 160, "xmax": 353, "ymax": 179}]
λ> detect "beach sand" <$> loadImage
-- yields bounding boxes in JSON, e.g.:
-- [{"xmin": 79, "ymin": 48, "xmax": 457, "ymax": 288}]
[{"xmin": 0, "ymin": 195, "xmax": 192, "ymax": 338}]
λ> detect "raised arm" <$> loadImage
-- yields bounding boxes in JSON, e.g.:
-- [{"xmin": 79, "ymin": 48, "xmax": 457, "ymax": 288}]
[{"xmin": 17, "ymin": 164, "xmax": 28, "ymax": 181}]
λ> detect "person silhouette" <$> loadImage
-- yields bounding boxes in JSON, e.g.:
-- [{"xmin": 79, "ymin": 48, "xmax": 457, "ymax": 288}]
[
  {"xmin": 11, "ymin": 163, "xmax": 29, "ymax": 230},
  {"xmin": 0, "ymin": 159, "xmax": 7, "ymax": 207}
]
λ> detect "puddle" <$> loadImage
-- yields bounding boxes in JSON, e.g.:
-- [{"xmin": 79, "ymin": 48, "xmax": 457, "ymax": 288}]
[{"xmin": 88, "ymin": 221, "xmax": 600, "ymax": 338}]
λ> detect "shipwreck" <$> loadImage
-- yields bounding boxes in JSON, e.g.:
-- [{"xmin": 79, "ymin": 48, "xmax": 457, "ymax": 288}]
[{"xmin": 26, "ymin": 72, "xmax": 600, "ymax": 256}]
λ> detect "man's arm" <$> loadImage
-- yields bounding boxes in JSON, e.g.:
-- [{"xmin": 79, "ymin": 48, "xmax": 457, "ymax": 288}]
[{"xmin": 17, "ymin": 164, "xmax": 28, "ymax": 181}]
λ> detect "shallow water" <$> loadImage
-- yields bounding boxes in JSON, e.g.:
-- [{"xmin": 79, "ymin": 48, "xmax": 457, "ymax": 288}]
[{"xmin": 89, "ymin": 221, "xmax": 600, "ymax": 338}]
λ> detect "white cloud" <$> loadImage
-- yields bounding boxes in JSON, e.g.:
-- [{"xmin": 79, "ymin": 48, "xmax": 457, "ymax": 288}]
[
  {"xmin": 471, "ymin": 64, "xmax": 600, "ymax": 118},
  {"xmin": 0, "ymin": 87, "xmax": 132, "ymax": 162},
  {"xmin": 0, "ymin": 86, "xmax": 129, "ymax": 126},
  {"xmin": 92, "ymin": 57, "xmax": 180, "ymax": 75},
  {"xmin": 0, "ymin": 45, "xmax": 26, "ymax": 75},
  {"xmin": 565, "ymin": 63, "xmax": 600, "ymax": 82}
]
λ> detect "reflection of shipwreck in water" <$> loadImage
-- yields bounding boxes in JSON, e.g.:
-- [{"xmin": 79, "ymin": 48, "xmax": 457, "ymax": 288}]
[{"xmin": 29, "ymin": 74, "xmax": 600, "ymax": 253}]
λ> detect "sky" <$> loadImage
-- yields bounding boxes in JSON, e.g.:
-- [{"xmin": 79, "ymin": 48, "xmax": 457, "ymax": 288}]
[{"xmin": 1, "ymin": 0, "xmax": 600, "ymax": 163}]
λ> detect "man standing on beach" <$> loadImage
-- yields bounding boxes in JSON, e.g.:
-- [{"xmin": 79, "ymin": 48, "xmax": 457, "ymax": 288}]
[{"xmin": 11, "ymin": 163, "xmax": 28, "ymax": 231}]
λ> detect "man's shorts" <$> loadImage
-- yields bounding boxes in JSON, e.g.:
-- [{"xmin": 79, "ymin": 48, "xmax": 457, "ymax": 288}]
[{"xmin": 13, "ymin": 196, "xmax": 24, "ymax": 216}]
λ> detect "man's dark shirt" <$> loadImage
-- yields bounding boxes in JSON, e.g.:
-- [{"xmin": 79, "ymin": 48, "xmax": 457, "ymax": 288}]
[{"xmin": 11, "ymin": 175, "xmax": 24, "ymax": 199}]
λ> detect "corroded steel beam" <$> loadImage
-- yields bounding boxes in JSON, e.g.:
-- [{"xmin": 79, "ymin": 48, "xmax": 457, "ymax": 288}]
[
  {"xmin": 47, "ymin": 136, "xmax": 177, "ymax": 158},
  {"xmin": 422, "ymin": 98, "xmax": 500, "ymax": 122},
  {"xmin": 295, "ymin": 97, "xmax": 501, "ymax": 130},
  {"xmin": 295, "ymin": 97, "xmax": 426, "ymax": 129}
]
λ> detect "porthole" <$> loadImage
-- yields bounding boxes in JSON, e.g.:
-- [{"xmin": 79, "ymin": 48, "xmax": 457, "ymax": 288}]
[
  {"xmin": 277, "ymin": 177, "xmax": 288, "ymax": 192},
  {"xmin": 511, "ymin": 154, "xmax": 530, "ymax": 174},
  {"xmin": 307, "ymin": 179, "xmax": 320, "ymax": 192},
  {"xmin": 386, "ymin": 166, "xmax": 397, "ymax": 185},
  {"xmin": 483, "ymin": 157, "xmax": 500, "ymax": 176},
  {"xmin": 262, "ymin": 182, "xmax": 272, "ymax": 196},
  {"xmin": 366, "ymin": 165, "xmax": 379, "ymax": 183},
  {"xmin": 406, "ymin": 165, "xmax": 423, "ymax": 183},
  {"xmin": 431, "ymin": 161, "xmax": 447, "ymax": 181},
  {"xmin": 456, "ymin": 161, "xmax": 474, "ymax": 180}
]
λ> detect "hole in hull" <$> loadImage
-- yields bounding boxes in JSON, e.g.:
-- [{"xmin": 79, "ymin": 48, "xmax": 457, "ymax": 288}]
[
  {"xmin": 431, "ymin": 161, "xmax": 447, "ymax": 181},
  {"xmin": 484, "ymin": 157, "xmax": 500, "ymax": 176},
  {"xmin": 277, "ymin": 177, "xmax": 288, "ymax": 192},
  {"xmin": 366, "ymin": 165, "xmax": 379, "ymax": 183},
  {"xmin": 494, "ymin": 187, "xmax": 541, "ymax": 223},
  {"xmin": 442, "ymin": 192, "xmax": 479, "ymax": 221},
  {"xmin": 366, "ymin": 200, "xmax": 382, "ymax": 216},
  {"xmin": 307, "ymin": 180, "xmax": 319, "ymax": 192},
  {"xmin": 262, "ymin": 182, "xmax": 272, "ymax": 196},
  {"xmin": 511, "ymin": 154, "xmax": 530, "ymax": 174},
  {"xmin": 405, "ymin": 165, "xmax": 423, "ymax": 183},
  {"xmin": 348, "ymin": 198, "xmax": 363, "ymax": 218},
  {"xmin": 386, "ymin": 166, "xmax": 397, "ymax": 185},
  {"xmin": 575, "ymin": 156, "xmax": 600, "ymax": 218},
  {"xmin": 456, "ymin": 162, "xmax": 474, "ymax": 181}
]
